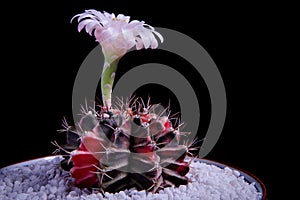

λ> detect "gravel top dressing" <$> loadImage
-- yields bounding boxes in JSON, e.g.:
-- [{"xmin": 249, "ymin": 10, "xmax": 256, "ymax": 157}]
[{"xmin": 0, "ymin": 156, "xmax": 262, "ymax": 200}]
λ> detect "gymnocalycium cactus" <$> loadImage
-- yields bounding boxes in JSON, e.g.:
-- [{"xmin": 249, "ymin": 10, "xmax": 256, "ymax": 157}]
[{"xmin": 55, "ymin": 9, "xmax": 198, "ymax": 193}]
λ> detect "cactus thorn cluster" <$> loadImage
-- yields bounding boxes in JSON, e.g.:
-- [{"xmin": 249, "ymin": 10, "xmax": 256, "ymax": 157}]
[{"xmin": 55, "ymin": 98, "xmax": 199, "ymax": 193}]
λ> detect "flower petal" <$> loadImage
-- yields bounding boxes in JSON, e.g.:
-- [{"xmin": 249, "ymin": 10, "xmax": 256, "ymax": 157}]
[
  {"xmin": 122, "ymin": 28, "xmax": 136, "ymax": 49},
  {"xmin": 136, "ymin": 29, "xmax": 151, "ymax": 49},
  {"xmin": 143, "ymin": 23, "xmax": 155, "ymax": 31},
  {"xmin": 117, "ymin": 14, "xmax": 130, "ymax": 22},
  {"xmin": 85, "ymin": 21, "xmax": 100, "ymax": 35},
  {"xmin": 78, "ymin": 19, "xmax": 94, "ymax": 32},
  {"xmin": 153, "ymin": 30, "xmax": 164, "ymax": 43},
  {"xmin": 135, "ymin": 37, "xmax": 144, "ymax": 50},
  {"xmin": 149, "ymin": 32, "xmax": 158, "ymax": 49}
]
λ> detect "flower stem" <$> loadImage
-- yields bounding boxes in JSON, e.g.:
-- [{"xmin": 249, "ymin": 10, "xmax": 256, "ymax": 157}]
[{"xmin": 101, "ymin": 59, "xmax": 119, "ymax": 109}]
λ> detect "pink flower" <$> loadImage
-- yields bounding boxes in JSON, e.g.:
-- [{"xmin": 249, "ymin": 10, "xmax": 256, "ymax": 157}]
[{"xmin": 71, "ymin": 9, "xmax": 163, "ymax": 62}]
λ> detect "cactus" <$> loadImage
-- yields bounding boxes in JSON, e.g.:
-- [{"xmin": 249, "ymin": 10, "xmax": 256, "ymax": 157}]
[
  {"xmin": 54, "ymin": 9, "xmax": 199, "ymax": 194},
  {"xmin": 57, "ymin": 99, "xmax": 196, "ymax": 193}
]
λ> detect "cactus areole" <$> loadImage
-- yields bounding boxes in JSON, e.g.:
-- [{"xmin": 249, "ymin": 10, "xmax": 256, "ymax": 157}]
[{"xmin": 56, "ymin": 9, "xmax": 198, "ymax": 193}]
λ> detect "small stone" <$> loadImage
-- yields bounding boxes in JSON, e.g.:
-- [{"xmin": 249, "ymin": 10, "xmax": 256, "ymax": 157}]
[
  {"xmin": 132, "ymin": 194, "xmax": 141, "ymax": 200},
  {"xmin": 137, "ymin": 190, "xmax": 146, "ymax": 198},
  {"xmin": 174, "ymin": 193, "xmax": 182, "ymax": 200},
  {"xmin": 59, "ymin": 179, "xmax": 65, "ymax": 186},
  {"xmin": 158, "ymin": 194, "xmax": 169, "ymax": 200},
  {"xmin": 32, "ymin": 195, "xmax": 39, "ymax": 200},
  {"xmin": 16, "ymin": 193, "xmax": 28, "ymax": 200},
  {"xmin": 96, "ymin": 193, "xmax": 104, "ymax": 199},
  {"xmin": 5, "ymin": 186, "xmax": 12, "ymax": 193},
  {"xmin": 179, "ymin": 185, "xmax": 187, "ymax": 192},
  {"xmin": 32, "ymin": 184, "xmax": 40, "ymax": 192},
  {"xmin": 8, "ymin": 192, "xmax": 18, "ymax": 199},
  {"xmin": 27, "ymin": 187, "xmax": 33, "ymax": 193},
  {"xmin": 4, "ymin": 178, "xmax": 12, "ymax": 187},
  {"xmin": 38, "ymin": 191, "xmax": 47, "ymax": 200},
  {"xmin": 69, "ymin": 190, "xmax": 78, "ymax": 196},
  {"xmin": 57, "ymin": 185, "xmax": 66, "ymax": 193},
  {"xmin": 71, "ymin": 186, "xmax": 81, "ymax": 194},
  {"xmin": 164, "ymin": 187, "xmax": 174, "ymax": 200},
  {"xmin": 129, "ymin": 188, "xmax": 138, "ymax": 196},
  {"xmin": 49, "ymin": 186, "xmax": 57, "ymax": 194},
  {"xmin": 233, "ymin": 170, "xmax": 240, "ymax": 177},
  {"xmin": 40, "ymin": 186, "xmax": 45, "ymax": 191},
  {"xmin": 30, "ymin": 175, "xmax": 37, "ymax": 181},
  {"xmin": 0, "ymin": 185, "xmax": 5, "ymax": 192},
  {"xmin": 48, "ymin": 194, "xmax": 56, "ymax": 199},
  {"xmin": 22, "ymin": 167, "xmax": 31, "ymax": 174},
  {"xmin": 117, "ymin": 190, "xmax": 127, "ymax": 198},
  {"xmin": 49, "ymin": 179, "xmax": 58, "ymax": 186}
]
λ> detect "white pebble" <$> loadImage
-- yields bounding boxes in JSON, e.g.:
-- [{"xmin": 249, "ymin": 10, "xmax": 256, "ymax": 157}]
[
  {"xmin": 29, "ymin": 175, "xmax": 37, "ymax": 181},
  {"xmin": 32, "ymin": 196, "xmax": 39, "ymax": 200},
  {"xmin": 179, "ymin": 185, "xmax": 186, "ymax": 192},
  {"xmin": 59, "ymin": 179, "xmax": 65, "ymax": 186},
  {"xmin": 22, "ymin": 167, "xmax": 32, "ymax": 174},
  {"xmin": 27, "ymin": 187, "xmax": 33, "ymax": 193},
  {"xmin": 48, "ymin": 194, "xmax": 56, "ymax": 199},
  {"xmin": 163, "ymin": 187, "xmax": 174, "ymax": 199},
  {"xmin": 8, "ymin": 192, "xmax": 18, "ymax": 199},
  {"xmin": 49, "ymin": 179, "xmax": 58, "ymax": 186},
  {"xmin": 5, "ymin": 186, "xmax": 12, "ymax": 193},
  {"xmin": 116, "ymin": 191, "xmax": 127, "ymax": 199},
  {"xmin": 224, "ymin": 166, "xmax": 233, "ymax": 173},
  {"xmin": 32, "ymin": 184, "xmax": 40, "ymax": 191},
  {"xmin": 85, "ymin": 193, "xmax": 97, "ymax": 200},
  {"xmin": 4, "ymin": 177, "xmax": 12, "ymax": 187},
  {"xmin": 129, "ymin": 189, "xmax": 138, "ymax": 196},
  {"xmin": 132, "ymin": 194, "xmax": 142, "ymax": 200},
  {"xmin": 96, "ymin": 193, "xmax": 104, "ymax": 200},
  {"xmin": 38, "ymin": 191, "xmax": 47, "ymax": 200},
  {"xmin": 49, "ymin": 186, "xmax": 57, "ymax": 194},
  {"xmin": 138, "ymin": 190, "xmax": 146, "ymax": 198},
  {"xmin": 69, "ymin": 190, "xmax": 78, "ymax": 196},
  {"xmin": 233, "ymin": 169, "xmax": 241, "ymax": 177},
  {"xmin": 16, "ymin": 193, "xmax": 28, "ymax": 200}
]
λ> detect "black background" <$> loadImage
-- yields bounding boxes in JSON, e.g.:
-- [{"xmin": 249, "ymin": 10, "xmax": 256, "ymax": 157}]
[{"xmin": 0, "ymin": 1, "xmax": 290, "ymax": 199}]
